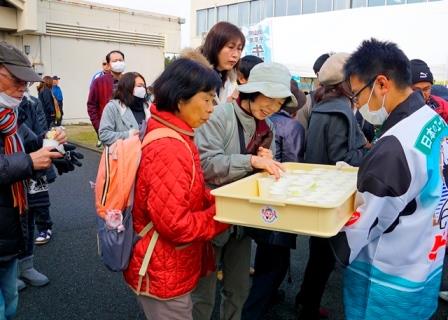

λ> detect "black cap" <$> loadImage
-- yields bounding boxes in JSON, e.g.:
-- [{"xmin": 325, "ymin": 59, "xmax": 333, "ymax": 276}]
[
  {"xmin": 410, "ymin": 59, "xmax": 433, "ymax": 85},
  {"xmin": 0, "ymin": 42, "xmax": 42, "ymax": 82},
  {"xmin": 52, "ymin": 75, "xmax": 60, "ymax": 80},
  {"xmin": 313, "ymin": 53, "xmax": 331, "ymax": 75}
]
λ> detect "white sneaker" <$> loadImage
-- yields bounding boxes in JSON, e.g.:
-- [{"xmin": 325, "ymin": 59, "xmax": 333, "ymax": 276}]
[
  {"xmin": 35, "ymin": 229, "xmax": 52, "ymax": 245},
  {"xmin": 439, "ymin": 291, "xmax": 448, "ymax": 302}
]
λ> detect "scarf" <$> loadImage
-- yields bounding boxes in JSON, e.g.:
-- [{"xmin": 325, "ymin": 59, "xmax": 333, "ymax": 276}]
[
  {"xmin": 0, "ymin": 107, "xmax": 27, "ymax": 214},
  {"xmin": 236, "ymin": 98, "xmax": 273, "ymax": 154}
]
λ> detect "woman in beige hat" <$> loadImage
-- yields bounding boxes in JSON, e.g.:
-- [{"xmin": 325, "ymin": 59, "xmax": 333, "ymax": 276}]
[{"xmin": 192, "ymin": 62, "xmax": 297, "ymax": 320}]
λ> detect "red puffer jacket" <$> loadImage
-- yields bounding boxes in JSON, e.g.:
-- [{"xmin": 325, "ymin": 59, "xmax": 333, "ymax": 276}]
[
  {"xmin": 124, "ymin": 105, "xmax": 228, "ymax": 299},
  {"xmin": 431, "ymin": 95, "xmax": 448, "ymax": 122}
]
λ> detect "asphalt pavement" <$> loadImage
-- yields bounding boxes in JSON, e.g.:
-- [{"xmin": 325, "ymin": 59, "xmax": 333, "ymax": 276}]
[{"xmin": 15, "ymin": 146, "xmax": 448, "ymax": 320}]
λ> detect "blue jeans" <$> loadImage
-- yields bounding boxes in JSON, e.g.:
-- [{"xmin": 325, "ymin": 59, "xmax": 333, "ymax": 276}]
[{"xmin": 0, "ymin": 258, "xmax": 18, "ymax": 320}]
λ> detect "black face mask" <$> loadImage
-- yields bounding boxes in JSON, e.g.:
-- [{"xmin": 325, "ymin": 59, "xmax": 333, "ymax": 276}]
[{"xmin": 129, "ymin": 97, "xmax": 145, "ymax": 112}]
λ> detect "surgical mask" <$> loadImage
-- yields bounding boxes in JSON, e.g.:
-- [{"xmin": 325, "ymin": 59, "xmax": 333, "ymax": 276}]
[
  {"xmin": 0, "ymin": 92, "xmax": 22, "ymax": 109},
  {"xmin": 110, "ymin": 61, "xmax": 126, "ymax": 73},
  {"xmin": 358, "ymin": 82, "xmax": 388, "ymax": 126},
  {"xmin": 133, "ymin": 87, "xmax": 146, "ymax": 99}
]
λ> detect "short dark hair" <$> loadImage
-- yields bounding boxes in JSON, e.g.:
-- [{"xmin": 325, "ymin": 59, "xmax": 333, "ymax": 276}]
[
  {"xmin": 201, "ymin": 22, "xmax": 245, "ymax": 84},
  {"xmin": 113, "ymin": 72, "xmax": 146, "ymax": 107},
  {"xmin": 238, "ymin": 55, "xmax": 263, "ymax": 81},
  {"xmin": 314, "ymin": 81, "xmax": 353, "ymax": 104},
  {"xmin": 344, "ymin": 38, "xmax": 411, "ymax": 90},
  {"xmin": 106, "ymin": 50, "xmax": 125, "ymax": 63},
  {"xmin": 313, "ymin": 53, "xmax": 330, "ymax": 75},
  {"xmin": 153, "ymin": 58, "xmax": 222, "ymax": 113}
]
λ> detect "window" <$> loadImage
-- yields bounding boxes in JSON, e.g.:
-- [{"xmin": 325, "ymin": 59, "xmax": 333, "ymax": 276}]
[
  {"xmin": 217, "ymin": 5, "xmax": 228, "ymax": 22},
  {"xmin": 406, "ymin": 0, "xmax": 424, "ymax": 3},
  {"xmin": 238, "ymin": 2, "xmax": 250, "ymax": 27},
  {"xmin": 317, "ymin": 0, "xmax": 332, "ymax": 11},
  {"xmin": 351, "ymin": 0, "xmax": 366, "ymax": 6},
  {"xmin": 275, "ymin": 0, "xmax": 287, "ymax": 16},
  {"xmin": 387, "ymin": 0, "xmax": 404, "ymax": 4},
  {"xmin": 333, "ymin": 0, "xmax": 350, "ymax": 10},
  {"xmin": 264, "ymin": 0, "xmax": 274, "ymax": 17},
  {"xmin": 228, "ymin": 4, "xmax": 238, "ymax": 25},
  {"xmin": 302, "ymin": 0, "xmax": 316, "ymax": 13},
  {"xmin": 197, "ymin": 9, "xmax": 207, "ymax": 35},
  {"xmin": 288, "ymin": 0, "xmax": 301, "ymax": 15},
  {"xmin": 207, "ymin": 8, "xmax": 215, "ymax": 30},
  {"xmin": 368, "ymin": 0, "xmax": 385, "ymax": 6},
  {"xmin": 251, "ymin": 1, "xmax": 261, "ymax": 24}
]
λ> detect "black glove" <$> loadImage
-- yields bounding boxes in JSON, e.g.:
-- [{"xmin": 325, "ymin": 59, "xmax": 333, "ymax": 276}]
[{"xmin": 52, "ymin": 143, "xmax": 84, "ymax": 175}]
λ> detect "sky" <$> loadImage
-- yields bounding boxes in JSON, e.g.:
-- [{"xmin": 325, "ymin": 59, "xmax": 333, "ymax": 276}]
[{"xmin": 86, "ymin": 0, "xmax": 191, "ymax": 48}]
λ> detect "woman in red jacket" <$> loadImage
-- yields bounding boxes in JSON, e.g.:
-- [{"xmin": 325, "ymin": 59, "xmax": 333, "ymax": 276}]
[{"xmin": 123, "ymin": 58, "xmax": 229, "ymax": 320}]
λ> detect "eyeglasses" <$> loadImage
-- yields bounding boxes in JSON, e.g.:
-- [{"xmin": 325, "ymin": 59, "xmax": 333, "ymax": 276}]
[
  {"xmin": 0, "ymin": 71, "xmax": 29, "ymax": 88},
  {"xmin": 349, "ymin": 75, "xmax": 377, "ymax": 104}
]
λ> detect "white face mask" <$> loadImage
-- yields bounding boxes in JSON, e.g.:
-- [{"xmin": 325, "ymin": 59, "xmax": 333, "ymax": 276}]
[
  {"xmin": 110, "ymin": 61, "xmax": 126, "ymax": 73},
  {"xmin": 358, "ymin": 82, "xmax": 388, "ymax": 126},
  {"xmin": 133, "ymin": 87, "xmax": 146, "ymax": 99},
  {"xmin": 0, "ymin": 92, "xmax": 23, "ymax": 109}
]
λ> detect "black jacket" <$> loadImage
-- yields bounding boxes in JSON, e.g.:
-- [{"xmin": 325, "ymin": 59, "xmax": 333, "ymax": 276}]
[
  {"xmin": 305, "ymin": 96, "xmax": 367, "ymax": 166},
  {"xmin": 38, "ymin": 88, "xmax": 56, "ymax": 128},
  {"xmin": 0, "ymin": 122, "xmax": 37, "ymax": 261}
]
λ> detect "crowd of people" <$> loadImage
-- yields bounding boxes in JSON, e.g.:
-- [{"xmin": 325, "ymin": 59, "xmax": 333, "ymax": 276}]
[
  {"xmin": 83, "ymin": 21, "xmax": 448, "ymax": 320},
  {"xmin": 2, "ymin": 18, "xmax": 448, "ymax": 320}
]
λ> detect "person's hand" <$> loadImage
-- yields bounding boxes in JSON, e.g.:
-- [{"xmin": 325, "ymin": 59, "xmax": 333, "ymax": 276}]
[
  {"xmin": 257, "ymin": 147, "xmax": 273, "ymax": 159},
  {"xmin": 30, "ymin": 147, "xmax": 63, "ymax": 170},
  {"xmin": 250, "ymin": 155, "xmax": 285, "ymax": 180},
  {"xmin": 52, "ymin": 143, "xmax": 84, "ymax": 175},
  {"xmin": 336, "ymin": 161, "xmax": 353, "ymax": 169},
  {"xmin": 52, "ymin": 127, "xmax": 67, "ymax": 144},
  {"xmin": 128, "ymin": 129, "xmax": 139, "ymax": 138}
]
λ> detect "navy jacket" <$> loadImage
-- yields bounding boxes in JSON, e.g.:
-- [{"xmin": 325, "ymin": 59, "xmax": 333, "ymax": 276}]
[
  {"xmin": 0, "ymin": 121, "xmax": 37, "ymax": 261},
  {"xmin": 270, "ymin": 110, "xmax": 305, "ymax": 162}
]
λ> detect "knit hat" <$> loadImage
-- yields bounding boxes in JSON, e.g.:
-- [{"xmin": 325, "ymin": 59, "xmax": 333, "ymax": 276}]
[
  {"xmin": 410, "ymin": 59, "xmax": 433, "ymax": 84},
  {"xmin": 318, "ymin": 53, "xmax": 350, "ymax": 86}
]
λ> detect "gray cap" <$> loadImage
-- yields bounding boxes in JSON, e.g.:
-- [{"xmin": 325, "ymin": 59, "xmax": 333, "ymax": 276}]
[
  {"xmin": 238, "ymin": 62, "xmax": 298, "ymax": 107},
  {"xmin": 0, "ymin": 41, "xmax": 42, "ymax": 82},
  {"xmin": 318, "ymin": 52, "xmax": 350, "ymax": 86}
]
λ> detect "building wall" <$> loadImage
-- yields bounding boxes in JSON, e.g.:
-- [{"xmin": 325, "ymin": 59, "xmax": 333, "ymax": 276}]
[{"xmin": 0, "ymin": 0, "xmax": 182, "ymax": 123}]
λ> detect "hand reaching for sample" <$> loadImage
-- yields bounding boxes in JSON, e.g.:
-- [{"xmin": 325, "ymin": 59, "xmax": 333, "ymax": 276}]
[
  {"xmin": 257, "ymin": 147, "xmax": 273, "ymax": 159},
  {"xmin": 52, "ymin": 127, "xmax": 67, "ymax": 144},
  {"xmin": 250, "ymin": 155, "xmax": 284, "ymax": 179},
  {"xmin": 30, "ymin": 147, "xmax": 63, "ymax": 170}
]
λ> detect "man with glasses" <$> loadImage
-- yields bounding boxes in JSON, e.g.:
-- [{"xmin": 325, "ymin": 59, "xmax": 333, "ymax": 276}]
[
  {"xmin": 0, "ymin": 41, "xmax": 65, "ymax": 319},
  {"xmin": 331, "ymin": 38, "xmax": 448, "ymax": 319},
  {"xmin": 410, "ymin": 59, "xmax": 448, "ymax": 122}
]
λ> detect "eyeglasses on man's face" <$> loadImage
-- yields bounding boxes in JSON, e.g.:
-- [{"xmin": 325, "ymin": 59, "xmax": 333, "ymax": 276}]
[{"xmin": 349, "ymin": 75, "xmax": 378, "ymax": 104}]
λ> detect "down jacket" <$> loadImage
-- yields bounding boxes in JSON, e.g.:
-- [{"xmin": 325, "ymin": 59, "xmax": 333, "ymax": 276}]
[{"xmin": 123, "ymin": 105, "xmax": 229, "ymax": 299}]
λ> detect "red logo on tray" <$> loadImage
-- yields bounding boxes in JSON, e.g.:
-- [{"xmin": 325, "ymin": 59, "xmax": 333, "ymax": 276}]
[
  {"xmin": 260, "ymin": 206, "xmax": 278, "ymax": 224},
  {"xmin": 345, "ymin": 211, "xmax": 361, "ymax": 227}
]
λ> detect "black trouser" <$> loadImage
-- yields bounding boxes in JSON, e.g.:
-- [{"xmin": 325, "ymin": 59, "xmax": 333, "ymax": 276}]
[
  {"xmin": 296, "ymin": 236, "xmax": 335, "ymax": 319},
  {"xmin": 34, "ymin": 205, "xmax": 52, "ymax": 233},
  {"xmin": 242, "ymin": 244, "xmax": 290, "ymax": 320}
]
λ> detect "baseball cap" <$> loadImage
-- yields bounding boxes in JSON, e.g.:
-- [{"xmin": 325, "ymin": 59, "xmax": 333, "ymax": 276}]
[
  {"xmin": 238, "ymin": 62, "xmax": 298, "ymax": 107},
  {"xmin": 0, "ymin": 41, "xmax": 42, "ymax": 82},
  {"xmin": 52, "ymin": 75, "xmax": 60, "ymax": 80}
]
